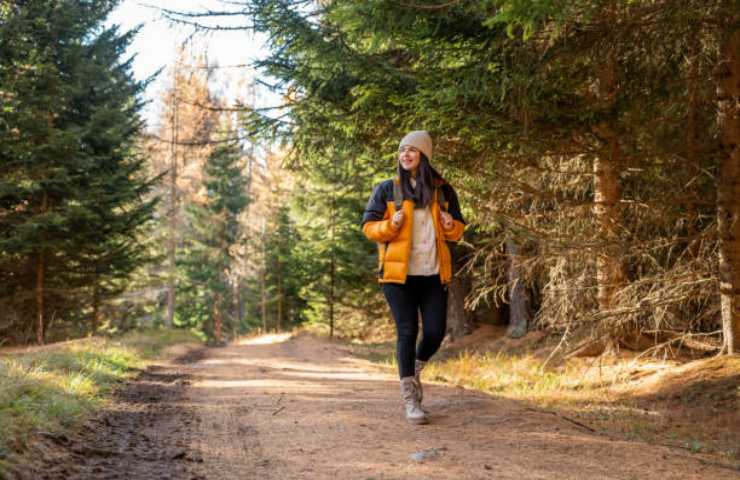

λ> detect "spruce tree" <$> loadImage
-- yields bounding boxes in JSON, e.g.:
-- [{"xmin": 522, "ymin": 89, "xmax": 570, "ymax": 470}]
[
  {"xmin": 178, "ymin": 136, "xmax": 248, "ymax": 342},
  {"xmin": 0, "ymin": 0, "xmax": 155, "ymax": 343}
]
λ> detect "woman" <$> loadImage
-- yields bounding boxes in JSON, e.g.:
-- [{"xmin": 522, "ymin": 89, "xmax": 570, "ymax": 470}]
[{"xmin": 361, "ymin": 130, "xmax": 465, "ymax": 425}]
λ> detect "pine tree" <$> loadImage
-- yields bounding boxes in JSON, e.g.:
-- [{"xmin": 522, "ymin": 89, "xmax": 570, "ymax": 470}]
[
  {"xmin": 178, "ymin": 134, "xmax": 248, "ymax": 342},
  {"xmin": 0, "ymin": 0, "xmax": 155, "ymax": 343},
  {"xmin": 290, "ymin": 153, "xmax": 386, "ymax": 337}
]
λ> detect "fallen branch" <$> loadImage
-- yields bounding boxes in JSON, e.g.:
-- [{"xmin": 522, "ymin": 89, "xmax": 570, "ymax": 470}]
[{"xmin": 526, "ymin": 407, "xmax": 598, "ymax": 433}]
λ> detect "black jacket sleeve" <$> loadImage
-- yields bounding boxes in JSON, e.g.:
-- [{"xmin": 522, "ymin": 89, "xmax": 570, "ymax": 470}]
[{"xmin": 361, "ymin": 180, "xmax": 392, "ymax": 226}]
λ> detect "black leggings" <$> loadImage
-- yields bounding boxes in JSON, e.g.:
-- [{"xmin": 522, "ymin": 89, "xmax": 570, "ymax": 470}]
[{"xmin": 383, "ymin": 275, "xmax": 448, "ymax": 378}]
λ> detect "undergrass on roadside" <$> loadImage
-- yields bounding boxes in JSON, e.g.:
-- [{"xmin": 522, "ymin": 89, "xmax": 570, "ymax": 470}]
[
  {"xmin": 353, "ymin": 339, "xmax": 738, "ymax": 462},
  {"xmin": 425, "ymin": 350, "xmax": 738, "ymax": 461},
  {"xmin": 425, "ymin": 350, "xmax": 604, "ymax": 402},
  {"xmin": 355, "ymin": 345, "xmax": 594, "ymax": 401},
  {"xmin": 0, "ymin": 328, "xmax": 202, "ymax": 464}
]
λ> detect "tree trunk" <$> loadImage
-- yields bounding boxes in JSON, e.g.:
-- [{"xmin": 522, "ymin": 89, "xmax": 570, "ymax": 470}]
[
  {"xmin": 685, "ymin": 27, "xmax": 702, "ymax": 258},
  {"xmin": 261, "ymin": 219, "xmax": 267, "ymax": 333},
  {"xmin": 328, "ymin": 190, "xmax": 336, "ymax": 339},
  {"xmin": 233, "ymin": 278, "xmax": 241, "ymax": 337},
  {"xmin": 213, "ymin": 294, "xmax": 222, "ymax": 343},
  {"xmin": 260, "ymin": 266, "xmax": 267, "ymax": 333},
  {"xmin": 35, "ymin": 252, "xmax": 45, "ymax": 345},
  {"xmin": 505, "ymin": 238, "xmax": 532, "ymax": 339},
  {"xmin": 166, "ymin": 75, "xmax": 180, "ymax": 329},
  {"xmin": 593, "ymin": 155, "xmax": 624, "ymax": 311},
  {"xmin": 446, "ymin": 276, "xmax": 472, "ymax": 342},
  {"xmin": 240, "ymin": 283, "xmax": 247, "ymax": 333},
  {"xmin": 716, "ymin": 27, "xmax": 740, "ymax": 355},
  {"xmin": 235, "ymin": 150, "xmax": 253, "ymax": 335},
  {"xmin": 593, "ymin": 45, "xmax": 626, "ymax": 336},
  {"xmin": 35, "ymin": 191, "xmax": 49, "ymax": 345},
  {"xmin": 276, "ymin": 266, "xmax": 283, "ymax": 331},
  {"xmin": 446, "ymin": 246, "xmax": 473, "ymax": 342},
  {"xmin": 92, "ymin": 277, "xmax": 101, "ymax": 335}
]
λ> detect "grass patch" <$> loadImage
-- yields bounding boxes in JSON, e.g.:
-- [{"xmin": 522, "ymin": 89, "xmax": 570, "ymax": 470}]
[
  {"xmin": 425, "ymin": 350, "xmax": 610, "ymax": 402},
  {"xmin": 428, "ymin": 350, "xmax": 739, "ymax": 461},
  {"xmin": 0, "ymin": 328, "xmax": 202, "ymax": 469}
]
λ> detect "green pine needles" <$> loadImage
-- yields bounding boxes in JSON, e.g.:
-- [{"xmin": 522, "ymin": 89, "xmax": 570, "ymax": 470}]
[
  {"xmin": 177, "ymin": 138, "xmax": 248, "ymax": 342},
  {"xmin": 0, "ymin": 0, "xmax": 156, "ymax": 344}
]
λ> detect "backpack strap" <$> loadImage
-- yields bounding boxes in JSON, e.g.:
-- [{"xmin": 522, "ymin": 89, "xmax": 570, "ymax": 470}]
[
  {"xmin": 393, "ymin": 179, "xmax": 403, "ymax": 211},
  {"xmin": 437, "ymin": 186, "xmax": 446, "ymax": 211}
]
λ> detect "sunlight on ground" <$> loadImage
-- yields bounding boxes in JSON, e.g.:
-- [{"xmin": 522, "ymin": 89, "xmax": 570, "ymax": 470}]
[
  {"xmin": 194, "ymin": 357, "xmax": 389, "ymax": 382},
  {"xmin": 236, "ymin": 333, "xmax": 292, "ymax": 346},
  {"xmin": 194, "ymin": 378, "xmax": 346, "ymax": 390},
  {"xmin": 198, "ymin": 357, "xmax": 363, "ymax": 372}
]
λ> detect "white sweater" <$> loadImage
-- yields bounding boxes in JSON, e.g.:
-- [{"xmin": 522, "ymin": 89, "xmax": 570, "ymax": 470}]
[{"xmin": 407, "ymin": 206, "xmax": 439, "ymax": 276}]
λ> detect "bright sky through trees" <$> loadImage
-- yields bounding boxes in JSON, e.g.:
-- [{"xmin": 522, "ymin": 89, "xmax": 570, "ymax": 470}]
[{"xmin": 106, "ymin": 0, "xmax": 268, "ymax": 129}]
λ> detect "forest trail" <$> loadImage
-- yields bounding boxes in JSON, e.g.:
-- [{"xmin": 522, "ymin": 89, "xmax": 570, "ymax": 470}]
[{"xmin": 23, "ymin": 332, "xmax": 738, "ymax": 480}]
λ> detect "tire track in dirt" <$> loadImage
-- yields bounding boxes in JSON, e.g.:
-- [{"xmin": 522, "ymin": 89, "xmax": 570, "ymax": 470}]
[{"xmin": 11, "ymin": 350, "xmax": 205, "ymax": 480}]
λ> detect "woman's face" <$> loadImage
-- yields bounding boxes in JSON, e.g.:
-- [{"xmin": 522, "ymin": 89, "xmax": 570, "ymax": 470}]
[{"xmin": 398, "ymin": 145, "xmax": 421, "ymax": 173}]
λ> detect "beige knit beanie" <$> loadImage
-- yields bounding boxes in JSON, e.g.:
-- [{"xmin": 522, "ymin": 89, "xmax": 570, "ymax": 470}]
[{"xmin": 399, "ymin": 130, "xmax": 433, "ymax": 161}]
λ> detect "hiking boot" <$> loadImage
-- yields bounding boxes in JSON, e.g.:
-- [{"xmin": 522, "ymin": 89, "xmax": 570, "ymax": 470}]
[
  {"xmin": 400, "ymin": 376, "xmax": 428, "ymax": 425},
  {"xmin": 414, "ymin": 359, "xmax": 426, "ymax": 406}
]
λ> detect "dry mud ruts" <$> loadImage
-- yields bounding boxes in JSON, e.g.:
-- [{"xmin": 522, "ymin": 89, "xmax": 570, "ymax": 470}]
[{"xmin": 7, "ymin": 348, "xmax": 208, "ymax": 480}]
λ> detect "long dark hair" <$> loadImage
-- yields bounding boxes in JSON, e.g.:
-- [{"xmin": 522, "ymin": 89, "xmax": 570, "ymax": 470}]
[{"xmin": 397, "ymin": 153, "xmax": 444, "ymax": 208}]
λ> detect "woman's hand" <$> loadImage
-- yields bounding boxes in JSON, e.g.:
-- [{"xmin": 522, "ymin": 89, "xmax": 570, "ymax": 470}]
[
  {"xmin": 392, "ymin": 210, "xmax": 405, "ymax": 229},
  {"xmin": 440, "ymin": 211, "xmax": 453, "ymax": 230}
]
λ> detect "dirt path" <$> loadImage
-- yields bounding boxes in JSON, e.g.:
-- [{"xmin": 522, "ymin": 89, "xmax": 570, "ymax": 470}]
[{"xmin": 18, "ymin": 332, "xmax": 739, "ymax": 480}]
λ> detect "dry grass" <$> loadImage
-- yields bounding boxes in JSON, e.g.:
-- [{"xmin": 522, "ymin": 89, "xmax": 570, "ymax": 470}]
[{"xmin": 352, "ymin": 326, "xmax": 739, "ymax": 462}]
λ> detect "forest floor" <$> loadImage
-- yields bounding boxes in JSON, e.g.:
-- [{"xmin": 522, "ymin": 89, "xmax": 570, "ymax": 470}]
[{"xmin": 10, "ymin": 331, "xmax": 740, "ymax": 480}]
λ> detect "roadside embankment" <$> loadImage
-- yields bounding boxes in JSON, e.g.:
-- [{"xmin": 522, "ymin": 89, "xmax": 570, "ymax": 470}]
[
  {"xmin": 349, "ymin": 325, "xmax": 740, "ymax": 463},
  {"xmin": 0, "ymin": 328, "xmax": 203, "ymax": 476}
]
